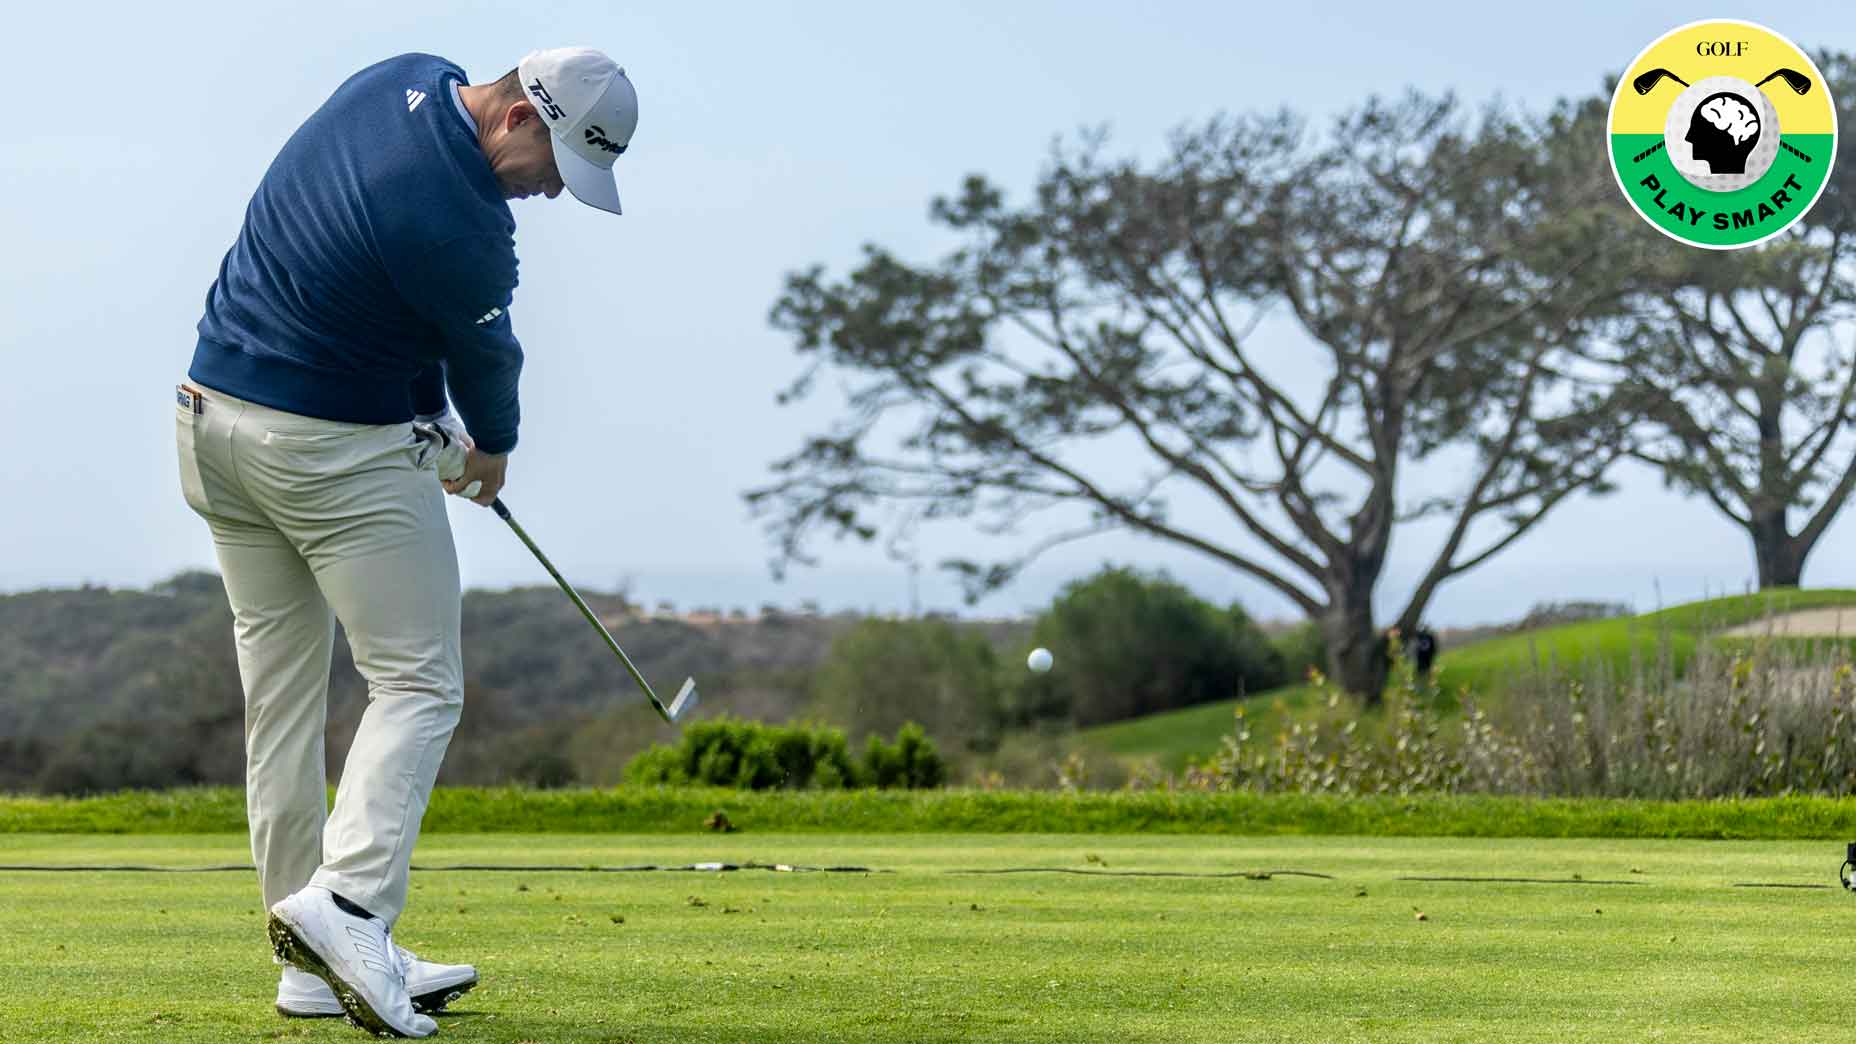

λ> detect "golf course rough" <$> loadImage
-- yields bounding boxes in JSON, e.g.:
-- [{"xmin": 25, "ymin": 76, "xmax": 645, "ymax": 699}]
[{"xmin": 1607, "ymin": 19, "xmax": 1836, "ymax": 250}]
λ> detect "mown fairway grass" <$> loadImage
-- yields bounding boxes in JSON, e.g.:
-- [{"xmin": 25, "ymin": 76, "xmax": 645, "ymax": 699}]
[
  {"xmin": 4, "ymin": 832, "xmax": 1855, "ymax": 1042},
  {"xmin": 1079, "ymin": 588, "xmax": 1856, "ymax": 771}
]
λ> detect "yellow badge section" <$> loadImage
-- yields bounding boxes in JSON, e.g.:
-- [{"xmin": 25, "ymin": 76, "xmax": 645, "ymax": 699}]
[{"xmin": 1611, "ymin": 20, "xmax": 1834, "ymax": 135}]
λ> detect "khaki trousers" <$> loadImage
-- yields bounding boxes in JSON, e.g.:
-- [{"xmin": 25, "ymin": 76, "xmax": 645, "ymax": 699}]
[{"xmin": 174, "ymin": 381, "xmax": 462, "ymax": 925}]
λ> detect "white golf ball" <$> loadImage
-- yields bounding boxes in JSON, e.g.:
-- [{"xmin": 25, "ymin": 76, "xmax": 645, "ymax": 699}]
[{"xmin": 1027, "ymin": 647, "xmax": 1054, "ymax": 673}]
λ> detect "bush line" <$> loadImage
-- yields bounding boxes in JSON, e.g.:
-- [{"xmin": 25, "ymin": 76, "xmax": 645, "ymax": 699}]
[{"xmin": 7, "ymin": 786, "xmax": 1856, "ymax": 840}]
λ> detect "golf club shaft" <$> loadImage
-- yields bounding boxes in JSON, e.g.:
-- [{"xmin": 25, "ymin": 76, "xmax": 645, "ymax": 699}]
[
  {"xmin": 490, "ymin": 498, "xmax": 674, "ymax": 722},
  {"xmin": 1632, "ymin": 141, "xmax": 1665, "ymax": 163}
]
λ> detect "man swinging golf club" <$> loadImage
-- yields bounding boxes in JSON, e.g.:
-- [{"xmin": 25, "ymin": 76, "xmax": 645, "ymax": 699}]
[{"xmin": 175, "ymin": 48, "xmax": 637, "ymax": 1038}]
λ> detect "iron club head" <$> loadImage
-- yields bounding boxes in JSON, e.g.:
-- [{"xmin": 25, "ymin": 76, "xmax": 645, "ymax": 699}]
[
  {"xmin": 1632, "ymin": 68, "xmax": 1689, "ymax": 95},
  {"xmin": 667, "ymin": 678, "xmax": 699, "ymax": 722},
  {"xmin": 1755, "ymin": 68, "xmax": 1813, "ymax": 95}
]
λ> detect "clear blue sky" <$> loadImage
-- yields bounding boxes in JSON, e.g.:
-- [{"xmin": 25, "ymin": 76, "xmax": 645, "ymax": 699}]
[{"xmin": 3, "ymin": 2, "xmax": 1853, "ymax": 623}]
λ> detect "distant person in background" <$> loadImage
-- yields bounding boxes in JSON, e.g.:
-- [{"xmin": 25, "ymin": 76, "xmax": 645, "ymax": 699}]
[
  {"xmin": 174, "ymin": 47, "xmax": 638, "ymax": 1038},
  {"xmin": 1411, "ymin": 627, "xmax": 1439, "ymax": 679},
  {"xmin": 1381, "ymin": 625, "xmax": 1440, "ymax": 681}
]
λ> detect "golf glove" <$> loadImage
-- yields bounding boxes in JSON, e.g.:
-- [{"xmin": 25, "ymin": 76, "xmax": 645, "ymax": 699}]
[{"xmin": 412, "ymin": 410, "xmax": 480, "ymax": 497}]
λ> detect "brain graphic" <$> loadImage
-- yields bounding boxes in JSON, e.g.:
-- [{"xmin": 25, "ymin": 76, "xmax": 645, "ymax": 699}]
[{"xmin": 1697, "ymin": 95, "xmax": 1760, "ymax": 145}]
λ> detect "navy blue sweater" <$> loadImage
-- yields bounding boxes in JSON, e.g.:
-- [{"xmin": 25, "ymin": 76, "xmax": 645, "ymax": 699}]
[{"xmin": 192, "ymin": 53, "xmax": 523, "ymax": 454}]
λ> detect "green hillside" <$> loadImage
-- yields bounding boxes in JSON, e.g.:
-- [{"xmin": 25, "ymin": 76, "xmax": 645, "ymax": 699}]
[
  {"xmin": 1078, "ymin": 589, "xmax": 1856, "ymax": 771},
  {"xmin": 0, "ymin": 574, "xmax": 869, "ymax": 794}
]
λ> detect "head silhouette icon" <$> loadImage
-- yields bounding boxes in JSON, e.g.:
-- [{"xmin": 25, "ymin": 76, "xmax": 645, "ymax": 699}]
[{"xmin": 1684, "ymin": 92, "xmax": 1761, "ymax": 174}]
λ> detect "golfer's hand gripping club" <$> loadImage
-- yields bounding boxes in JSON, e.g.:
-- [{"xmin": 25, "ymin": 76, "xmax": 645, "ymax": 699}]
[
  {"xmin": 490, "ymin": 498, "xmax": 698, "ymax": 723},
  {"xmin": 448, "ymin": 450, "xmax": 508, "ymax": 505}
]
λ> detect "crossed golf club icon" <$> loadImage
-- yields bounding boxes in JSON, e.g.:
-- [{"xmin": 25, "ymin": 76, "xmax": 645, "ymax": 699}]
[{"xmin": 1629, "ymin": 66, "xmax": 1816, "ymax": 165}]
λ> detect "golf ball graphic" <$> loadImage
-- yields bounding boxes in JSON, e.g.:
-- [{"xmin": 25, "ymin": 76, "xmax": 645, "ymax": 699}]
[
  {"xmin": 1027, "ymin": 647, "xmax": 1054, "ymax": 673},
  {"xmin": 1664, "ymin": 76, "xmax": 1780, "ymax": 192}
]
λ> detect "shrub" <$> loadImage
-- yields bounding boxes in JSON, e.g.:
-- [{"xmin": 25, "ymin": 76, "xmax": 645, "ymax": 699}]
[
  {"xmin": 623, "ymin": 717, "xmax": 944, "ymax": 790},
  {"xmin": 1272, "ymin": 621, "xmax": 1328, "ymax": 683},
  {"xmin": 1188, "ymin": 638, "xmax": 1856, "ymax": 799},
  {"xmin": 863, "ymin": 723, "xmax": 947, "ymax": 789},
  {"xmin": 510, "ymin": 751, "xmax": 579, "ymax": 789},
  {"xmin": 1225, "ymin": 604, "xmax": 1286, "ymax": 685},
  {"xmin": 961, "ymin": 732, "xmax": 1136, "ymax": 791},
  {"xmin": 622, "ymin": 744, "xmax": 688, "ymax": 786},
  {"xmin": 1012, "ymin": 567, "xmax": 1285, "ymax": 728},
  {"xmin": 625, "ymin": 717, "xmax": 856, "ymax": 789},
  {"xmin": 36, "ymin": 724, "xmax": 203, "ymax": 796},
  {"xmin": 1513, "ymin": 600, "xmax": 1632, "ymax": 631},
  {"xmin": 809, "ymin": 618, "xmax": 1004, "ymax": 752},
  {"xmin": 1514, "ymin": 601, "xmax": 1633, "ymax": 624}
]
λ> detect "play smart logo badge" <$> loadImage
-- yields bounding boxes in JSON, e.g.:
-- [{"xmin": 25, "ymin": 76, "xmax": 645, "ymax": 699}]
[{"xmin": 1608, "ymin": 20, "xmax": 1836, "ymax": 249}]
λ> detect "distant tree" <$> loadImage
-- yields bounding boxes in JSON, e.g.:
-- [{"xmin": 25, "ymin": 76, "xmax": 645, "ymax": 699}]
[
  {"xmin": 1014, "ymin": 567, "xmax": 1282, "ymax": 727},
  {"xmin": 1612, "ymin": 54, "xmax": 1856, "ymax": 589},
  {"xmin": 1271, "ymin": 621, "xmax": 1328, "ymax": 684},
  {"xmin": 36, "ymin": 608, "xmax": 244, "ymax": 794},
  {"xmin": 150, "ymin": 570, "xmax": 225, "ymax": 598},
  {"xmin": 510, "ymin": 750, "xmax": 579, "ymax": 789},
  {"xmin": 0, "ymin": 737, "xmax": 47, "ymax": 792},
  {"xmin": 1223, "ymin": 602, "xmax": 1284, "ymax": 689},
  {"xmin": 1514, "ymin": 600, "xmax": 1632, "ymax": 630},
  {"xmin": 810, "ymin": 617, "xmax": 1004, "ymax": 750},
  {"xmin": 750, "ymin": 92, "xmax": 1639, "ymax": 700}
]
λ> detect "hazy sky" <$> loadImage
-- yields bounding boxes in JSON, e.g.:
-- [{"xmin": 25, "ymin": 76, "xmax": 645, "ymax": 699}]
[{"xmin": 4, "ymin": 2, "xmax": 1854, "ymax": 624}]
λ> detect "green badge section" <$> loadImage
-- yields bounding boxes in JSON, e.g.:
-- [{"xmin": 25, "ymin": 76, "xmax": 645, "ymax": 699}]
[
  {"xmin": 1610, "ymin": 135, "xmax": 1834, "ymax": 247},
  {"xmin": 1611, "ymin": 133, "xmax": 1826, "ymax": 245}
]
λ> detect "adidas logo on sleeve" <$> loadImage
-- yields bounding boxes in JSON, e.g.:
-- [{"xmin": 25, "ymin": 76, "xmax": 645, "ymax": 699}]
[{"xmin": 405, "ymin": 88, "xmax": 426, "ymax": 112}]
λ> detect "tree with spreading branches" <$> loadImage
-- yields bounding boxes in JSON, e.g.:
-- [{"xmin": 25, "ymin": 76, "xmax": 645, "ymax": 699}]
[{"xmin": 749, "ymin": 92, "xmax": 1642, "ymax": 700}]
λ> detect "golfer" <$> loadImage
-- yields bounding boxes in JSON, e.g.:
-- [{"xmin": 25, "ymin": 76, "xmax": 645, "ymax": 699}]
[{"xmin": 175, "ymin": 48, "xmax": 637, "ymax": 1038}]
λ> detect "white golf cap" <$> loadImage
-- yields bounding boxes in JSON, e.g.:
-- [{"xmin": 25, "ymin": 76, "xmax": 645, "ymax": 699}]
[{"xmin": 517, "ymin": 47, "xmax": 638, "ymax": 215}]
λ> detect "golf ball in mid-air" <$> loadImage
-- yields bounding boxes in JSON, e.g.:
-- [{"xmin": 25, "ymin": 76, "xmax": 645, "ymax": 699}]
[{"xmin": 1027, "ymin": 647, "xmax": 1054, "ymax": 673}]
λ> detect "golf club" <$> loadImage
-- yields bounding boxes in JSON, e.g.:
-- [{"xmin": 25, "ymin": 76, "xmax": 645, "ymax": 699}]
[
  {"xmin": 1630, "ymin": 66, "xmax": 1816, "ymax": 164},
  {"xmin": 1632, "ymin": 68, "xmax": 1689, "ymax": 95},
  {"xmin": 1755, "ymin": 68, "xmax": 1813, "ymax": 95},
  {"xmin": 490, "ymin": 497, "xmax": 698, "ymax": 724}
]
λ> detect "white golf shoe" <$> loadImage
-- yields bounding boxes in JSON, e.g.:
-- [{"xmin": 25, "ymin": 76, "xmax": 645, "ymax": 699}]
[
  {"xmin": 277, "ymin": 948, "xmax": 479, "ymax": 1018},
  {"xmin": 267, "ymin": 885, "xmax": 437, "ymax": 1038}
]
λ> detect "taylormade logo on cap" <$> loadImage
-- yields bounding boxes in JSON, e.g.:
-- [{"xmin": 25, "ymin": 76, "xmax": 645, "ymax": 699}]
[{"xmin": 518, "ymin": 47, "xmax": 638, "ymax": 216}]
